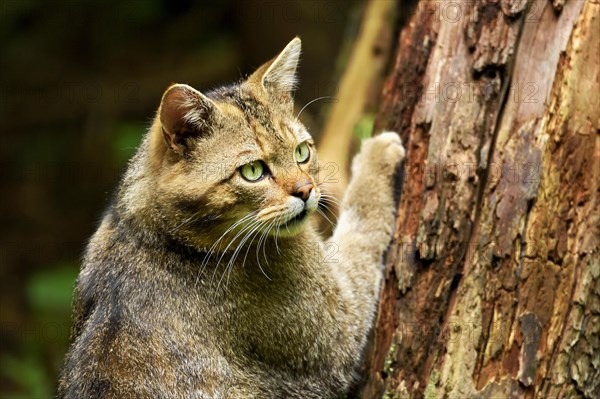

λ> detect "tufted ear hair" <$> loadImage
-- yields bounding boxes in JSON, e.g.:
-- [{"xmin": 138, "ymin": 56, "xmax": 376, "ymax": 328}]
[
  {"xmin": 261, "ymin": 37, "xmax": 301, "ymax": 93},
  {"xmin": 248, "ymin": 37, "xmax": 301, "ymax": 111},
  {"xmin": 159, "ymin": 84, "xmax": 220, "ymax": 155}
]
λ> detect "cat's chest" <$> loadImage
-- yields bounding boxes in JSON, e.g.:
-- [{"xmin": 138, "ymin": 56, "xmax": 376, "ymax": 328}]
[{"xmin": 224, "ymin": 266, "xmax": 349, "ymax": 370}]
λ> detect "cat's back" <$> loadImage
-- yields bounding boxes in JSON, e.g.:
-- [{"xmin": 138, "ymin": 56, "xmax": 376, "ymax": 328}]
[{"xmin": 59, "ymin": 213, "xmax": 233, "ymax": 397}]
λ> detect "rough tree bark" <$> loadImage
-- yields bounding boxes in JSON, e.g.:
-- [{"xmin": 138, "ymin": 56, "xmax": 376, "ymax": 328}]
[{"xmin": 353, "ymin": 0, "xmax": 599, "ymax": 398}]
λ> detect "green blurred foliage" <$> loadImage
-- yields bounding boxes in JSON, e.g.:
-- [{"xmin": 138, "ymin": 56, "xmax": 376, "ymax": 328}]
[
  {"xmin": 113, "ymin": 122, "xmax": 145, "ymax": 163},
  {"xmin": 2, "ymin": 353, "xmax": 51, "ymax": 399},
  {"xmin": 354, "ymin": 113, "xmax": 375, "ymax": 141},
  {"xmin": 3, "ymin": 265, "xmax": 77, "ymax": 397},
  {"xmin": 27, "ymin": 266, "xmax": 78, "ymax": 315}
]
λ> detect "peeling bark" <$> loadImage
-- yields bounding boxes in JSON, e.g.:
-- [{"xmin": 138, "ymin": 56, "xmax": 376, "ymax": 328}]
[{"xmin": 355, "ymin": 1, "xmax": 599, "ymax": 398}]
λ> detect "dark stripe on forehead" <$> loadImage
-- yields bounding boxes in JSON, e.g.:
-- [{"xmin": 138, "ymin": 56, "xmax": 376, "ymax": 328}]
[
  {"xmin": 279, "ymin": 120, "xmax": 297, "ymax": 142},
  {"xmin": 208, "ymin": 84, "xmax": 287, "ymax": 144},
  {"xmin": 234, "ymin": 92, "xmax": 287, "ymax": 144},
  {"xmin": 233, "ymin": 94, "xmax": 273, "ymax": 130},
  {"xmin": 206, "ymin": 84, "xmax": 238, "ymax": 101}
]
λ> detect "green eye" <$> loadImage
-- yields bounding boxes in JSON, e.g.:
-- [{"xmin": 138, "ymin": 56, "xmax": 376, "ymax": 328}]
[
  {"xmin": 295, "ymin": 142, "xmax": 310, "ymax": 163},
  {"xmin": 240, "ymin": 161, "xmax": 265, "ymax": 182}
]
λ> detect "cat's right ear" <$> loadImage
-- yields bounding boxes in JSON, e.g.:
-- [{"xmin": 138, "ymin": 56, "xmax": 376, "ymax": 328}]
[
  {"xmin": 246, "ymin": 38, "xmax": 301, "ymax": 112},
  {"xmin": 261, "ymin": 37, "xmax": 301, "ymax": 95},
  {"xmin": 158, "ymin": 84, "xmax": 219, "ymax": 156}
]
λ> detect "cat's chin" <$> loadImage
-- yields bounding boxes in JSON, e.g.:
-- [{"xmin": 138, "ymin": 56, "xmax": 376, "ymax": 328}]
[{"xmin": 270, "ymin": 210, "xmax": 310, "ymax": 237}]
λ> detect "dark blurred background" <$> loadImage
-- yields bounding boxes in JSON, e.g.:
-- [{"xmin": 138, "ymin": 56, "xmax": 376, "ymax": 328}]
[{"xmin": 0, "ymin": 0, "xmax": 363, "ymax": 396}]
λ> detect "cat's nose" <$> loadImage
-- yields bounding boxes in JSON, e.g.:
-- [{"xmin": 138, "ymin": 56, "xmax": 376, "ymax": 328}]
[{"xmin": 292, "ymin": 181, "xmax": 314, "ymax": 202}]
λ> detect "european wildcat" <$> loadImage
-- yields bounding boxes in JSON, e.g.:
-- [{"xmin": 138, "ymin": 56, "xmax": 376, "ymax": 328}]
[{"xmin": 58, "ymin": 38, "xmax": 405, "ymax": 398}]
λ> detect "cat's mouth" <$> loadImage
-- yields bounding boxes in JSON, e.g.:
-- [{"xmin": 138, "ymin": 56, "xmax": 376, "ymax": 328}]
[
  {"xmin": 265, "ymin": 206, "xmax": 312, "ymax": 237},
  {"xmin": 285, "ymin": 209, "xmax": 307, "ymax": 226}
]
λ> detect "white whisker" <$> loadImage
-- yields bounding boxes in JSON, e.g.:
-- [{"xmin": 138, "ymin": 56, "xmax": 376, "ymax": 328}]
[
  {"xmin": 210, "ymin": 218, "xmax": 259, "ymax": 288},
  {"xmin": 317, "ymin": 208, "xmax": 336, "ymax": 227},
  {"xmin": 218, "ymin": 218, "xmax": 265, "ymax": 292},
  {"xmin": 241, "ymin": 220, "xmax": 269, "ymax": 279},
  {"xmin": 262, "ymin": 218, "xmax": 278, "ymax": 265},
  {"xmin": 195, "ymin": 212, "xmax": 257, "ymax": 288},
  {"xmin": 319, "ymin": 192, "xmax": 341, "ymax": 206},
  {"xmin": 170, "ymin": 209, "xmax": 202, "ymax": 234},
  {"xmin": 274, "ymin": 214, "xmax": 282, "ymax": 255},
  {"xmin": 255, "ymin": 218, "xmax": 275, "ymax": 271},
  {"xmin": 197, "ymin": 214, "xmax": 252, "ymax": 276},
  {"xmin": 318, "ymin": 199, "xmax": 339, "ymax": 222},
  {"xmin": 255, "ymin": 219, "xmax": 274, "ymax": 281},
  {"xmin": 295, "ymin": 96, "xmax": 335, "ymax": 121}
]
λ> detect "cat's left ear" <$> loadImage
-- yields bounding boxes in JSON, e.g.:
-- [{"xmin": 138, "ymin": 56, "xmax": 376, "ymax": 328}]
[{"xmin": 250, "ymin": 38, "xmax": 301, "ymax": 110}]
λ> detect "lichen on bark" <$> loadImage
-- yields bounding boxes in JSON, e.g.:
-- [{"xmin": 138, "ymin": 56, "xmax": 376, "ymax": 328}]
[{"xmin": 354, "ymin": 1, "xmax": 599, "ymax": 398}]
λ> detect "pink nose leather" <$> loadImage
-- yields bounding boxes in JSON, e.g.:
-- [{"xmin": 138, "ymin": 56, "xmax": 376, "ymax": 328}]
[{"xmin": 292, "ymin": 181, "xmax": 313, "ymax": 202}]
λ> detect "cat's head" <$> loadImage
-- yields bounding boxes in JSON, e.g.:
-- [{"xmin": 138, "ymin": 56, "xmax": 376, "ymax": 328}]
[{"xmin": 139, "ymin": 38, "xmax": 321, "ymax": 249}]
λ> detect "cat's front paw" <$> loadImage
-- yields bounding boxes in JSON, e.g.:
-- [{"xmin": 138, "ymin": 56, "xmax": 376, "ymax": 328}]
[{"xmin": 352, "ymin": 131, "xmax": 405, "ymax": 179}]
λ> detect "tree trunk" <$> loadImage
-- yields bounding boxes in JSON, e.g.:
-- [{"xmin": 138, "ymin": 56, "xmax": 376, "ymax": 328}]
[{"xmin": 354, "ymin": 0, "xmax": 599, "ymax": 398}]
